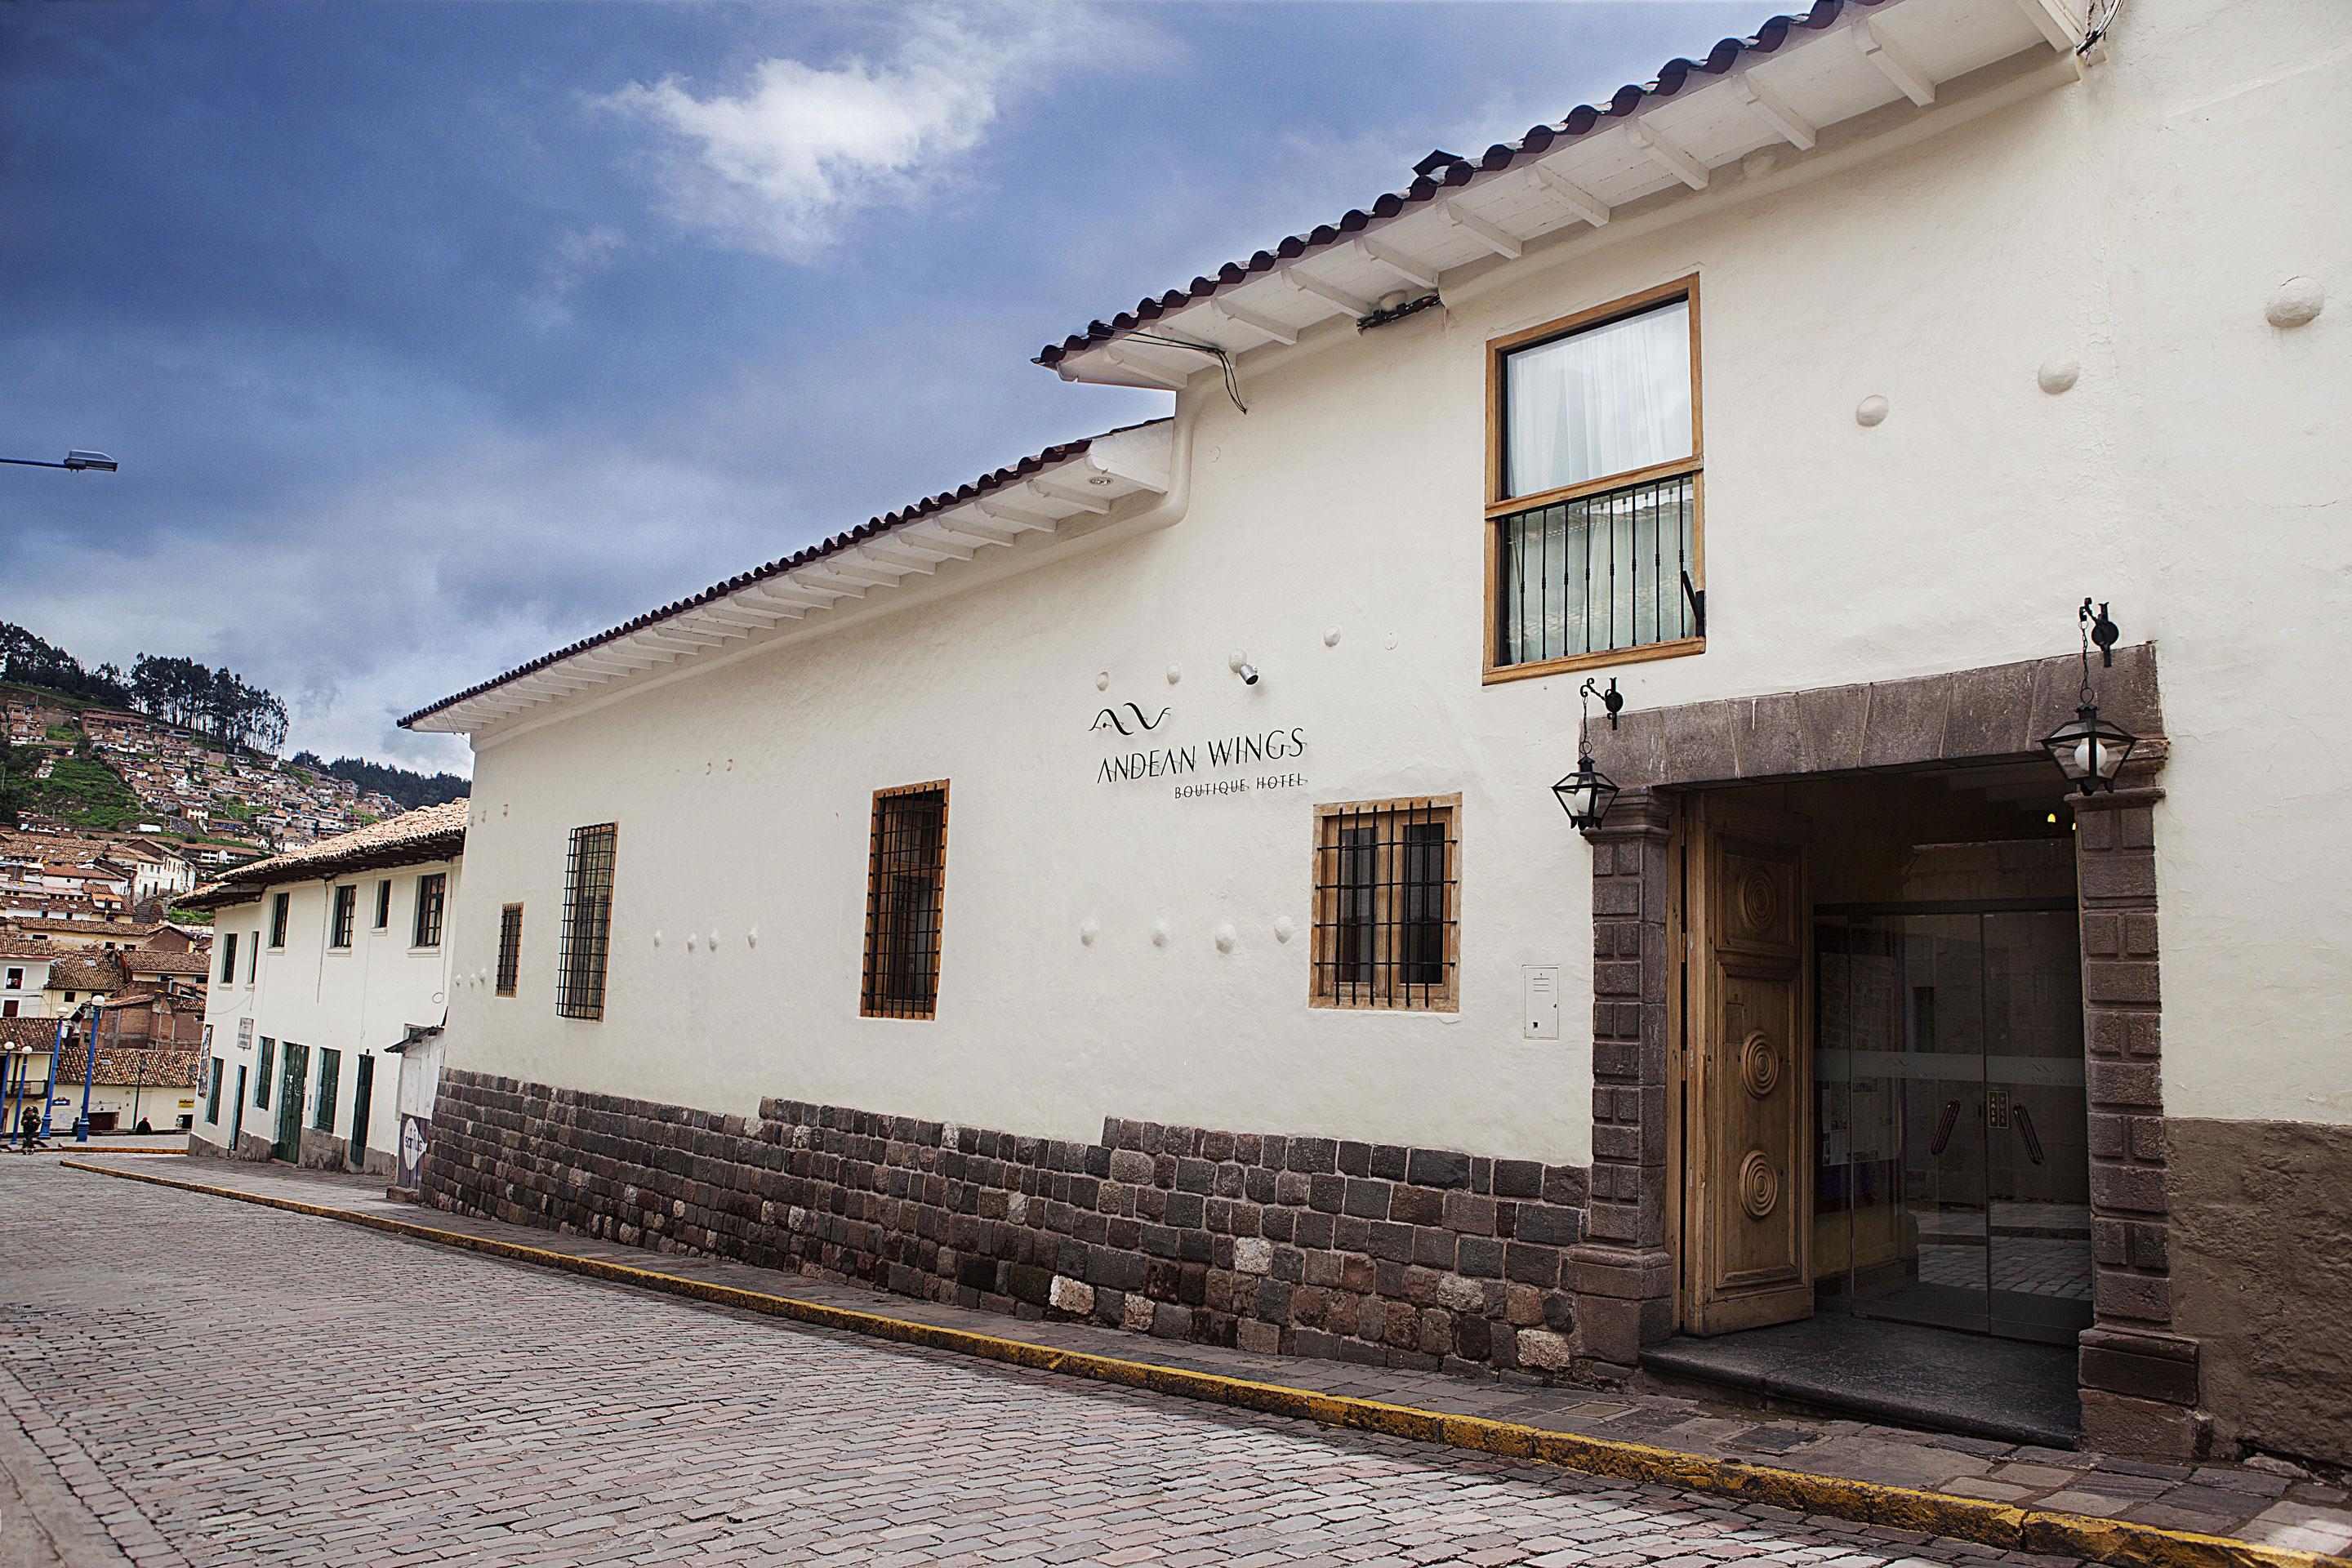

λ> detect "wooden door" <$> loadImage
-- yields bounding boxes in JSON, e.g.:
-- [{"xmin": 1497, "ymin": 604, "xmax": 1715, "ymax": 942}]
[
  {"xmin": 274, "ymin": 1043, "xmax": 307, "ymax": 1162},
  {"xmin": 348, "ymin": 1056, "xmax": 374, "ymax": 1171},
  {"xmin": 1683, "ymin": 796, "xmax": 1813, "ymax": 1335}
]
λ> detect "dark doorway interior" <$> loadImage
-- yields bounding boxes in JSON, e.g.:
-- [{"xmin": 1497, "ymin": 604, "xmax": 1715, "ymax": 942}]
[{"xmin": 1653, "ymin": 760, "xmax": 2091, "ymax": 1446}]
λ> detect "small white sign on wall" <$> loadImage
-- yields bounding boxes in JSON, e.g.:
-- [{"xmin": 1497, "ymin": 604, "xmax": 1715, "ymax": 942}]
[{"xmin": 1522, "ymin": 966, "xmax": 1560, "ymax": 1041}]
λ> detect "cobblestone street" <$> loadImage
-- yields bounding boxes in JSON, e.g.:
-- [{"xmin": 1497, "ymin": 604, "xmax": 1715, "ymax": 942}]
[{"xmin": 2, "ymin": 1160, "xmax": 2097, "ymax": 1566}]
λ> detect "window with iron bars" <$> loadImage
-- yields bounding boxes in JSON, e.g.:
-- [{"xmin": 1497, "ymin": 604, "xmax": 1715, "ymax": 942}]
[
  {"xmin": 558, "ymin": 825, "xmax": 617, "ymax": 1021},
  {"xmin": 1486, "ymin": 280, "xmax": 1703, "ymax": 681},
  {"xmin": 861, "ymin": 783, "xmax": 949, "ymax": 1020},
  {"xmin": 1310, "ymin": 795, "xmax": 1461, "ymax": 1012},
  {"xmin": 496, "ymin": 903, "xmax": 523, "ymax": 997},
  {"xmin": 412, "ymin": 872, "xmax": 446, "ymax": 949}
]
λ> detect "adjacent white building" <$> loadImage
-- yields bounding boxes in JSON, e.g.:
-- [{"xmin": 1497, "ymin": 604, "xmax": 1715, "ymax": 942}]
[
  {"xmin": 394, "ymin": 0, "xmax": 2348, "ymax": 1470},
  {"xmin": 183, "ymin": 801, "xmax": 464, "ymax": 1175}
]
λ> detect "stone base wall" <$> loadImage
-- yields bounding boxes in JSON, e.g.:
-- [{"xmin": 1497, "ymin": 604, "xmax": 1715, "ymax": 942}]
[
  {"xmin": 421, "ymin": 1069, "xmax": 1592, "ymax": 1379},
  {"xmin": 296, "ymin": 1127, "xmax": 349, "ymax": 1171},
  {"xmin": 2168, "ymin": 1117, "xmax": 2352, "ymax": 1470}
]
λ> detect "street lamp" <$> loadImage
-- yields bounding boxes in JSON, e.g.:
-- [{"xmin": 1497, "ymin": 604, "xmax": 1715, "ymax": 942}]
[
  {"xmin": 2040, "ymin": 599, "xmax": 2138, "ymax": 796},
  {"xmin": 69, "ymin": 1001, "xmax": 100, "ymax": 1143},
  {"xmin": 1552, "ymin": 677, "xmax": 1624, "ymax": 831},
  {"xmin": 1, "ymin": 450, "xmax": 118, "ymax": 472}
]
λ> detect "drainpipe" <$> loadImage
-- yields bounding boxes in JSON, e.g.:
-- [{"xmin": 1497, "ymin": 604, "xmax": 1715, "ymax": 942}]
[{"xmin": 1112, "ymin": 396, "xmax": 1200, "ymax": 541}]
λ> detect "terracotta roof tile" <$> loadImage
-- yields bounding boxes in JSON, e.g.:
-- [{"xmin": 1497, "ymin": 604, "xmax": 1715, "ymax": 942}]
[
  {"xmin": 397, "ymin": 420, "xmax": 1168, "ymax": 729},
  {"xmin": 1036, "ymin": 0, "xmax": 1882, "ymax": 369},
  {"xmin": 178, "ymin": 800, "xmax": 469, "ymax": 907}
]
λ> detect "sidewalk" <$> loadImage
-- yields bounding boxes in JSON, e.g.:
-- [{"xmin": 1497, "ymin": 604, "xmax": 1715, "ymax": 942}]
[{"xmin": 64, "ymin": 1153, "xmax": 2351, "ymax": 1568}]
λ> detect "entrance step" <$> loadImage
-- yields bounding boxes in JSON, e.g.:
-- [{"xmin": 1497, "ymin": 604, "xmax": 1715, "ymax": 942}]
[{"xmin": 1641, "ymin": 1315, "xmax": 2081, "ymax": 1450}]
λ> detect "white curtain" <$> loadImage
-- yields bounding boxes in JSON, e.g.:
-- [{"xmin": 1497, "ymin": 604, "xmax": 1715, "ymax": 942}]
[{"xmin": 1504, "ymin": 300, "xmax": 1690, "ymax": 499}]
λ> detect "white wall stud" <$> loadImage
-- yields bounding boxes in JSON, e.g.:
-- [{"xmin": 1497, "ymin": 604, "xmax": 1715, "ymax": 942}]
[
  {"xmin": 2267, "ymin": 277, "xmax": 2324, "ymax": 329},
  {"xmin": 653, "ymin": 929, "xmax": 664, "ymax": 947},
  {"xmin": 1273, "ymin": 915, "xmax": 1297, "ymax": 944},
  {"xmin": 1096, "ymin": 671, "xmax": 1111, "ymax": 692},
  {"xmin": 2038, "ymin": 359, "xmax": 2080, "ymax": 394},
  {"xmin": 1152, "ymin": 920, "xmax": 1171, "ymax": 949},
  {"xmin": 1080, "ymin": 919, "xmax": 1100, "ymax": 947},
  {"xmin": 1214, "ymin": 923, "xmax": 1238, "ymax": 955},
  {"xmin": 1323, "ymin": 627, "xmax": 1342, "ymax": 648},
  {"xmin": 1855, "ymin": 395, "xmax": 1890, "ymax": 427},
  {"xmin": 1166, "ymin": 663, "xmax": 1183, "ymax": 684},
  {"xmin": 746, "ymin": 926, "xmax": 759, "ymax": 948}
]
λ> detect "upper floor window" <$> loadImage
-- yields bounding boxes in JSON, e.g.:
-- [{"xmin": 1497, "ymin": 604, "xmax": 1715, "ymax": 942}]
[
  {"xmin": 557, "ymin": 825, "xmax": 617, "ymax": 1021},
  {"xmin": 3, "ymin": 968, "xmax": 20, "ymax": 990},
  {"xmin": 1486, "ymin": 278, "xmax": 1702, "ymax": 682},
  {"xmin": 861, "ymin": 783, "xmax": 949, "ymax": 1020},
  {"xmin": 247, "ymin": 933, "xmax": 258, "ymax": 983},
  {"xmin": 374, "ymin": 880, "xmax": 391, "ymax": 930},
  {"xmin": 329, "ymin": 885, "xmax": 357, "ymax": 950},
  {"xmin": 412, "ymin": 873, "xmax": 446, "ymax": 949},
  {"xmin": 1310, "ymin": 795, "xmax": 1461, "ymax": 1013},
  {"xmin": 270, "ymin": 891, "xmax": 290, "ymax": 949},
  {"xmin": 219, "ymin": 932, "xmax": 238, "ymax": 982}
]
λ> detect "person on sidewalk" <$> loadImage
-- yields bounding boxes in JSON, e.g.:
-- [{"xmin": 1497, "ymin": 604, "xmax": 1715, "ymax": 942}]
[{"xmin": 18, "ymin": 1107, "xmax": 40, "ymax": 1151}]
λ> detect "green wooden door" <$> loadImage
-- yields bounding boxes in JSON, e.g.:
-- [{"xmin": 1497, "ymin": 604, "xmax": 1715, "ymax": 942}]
[
  {"xmin": 348, "ymin": 1056, "xmax": 374, "ymax": 1170},
  {"xmin": 273, "ymin": 1043, "xmax": 307, "ymax": 1161}
]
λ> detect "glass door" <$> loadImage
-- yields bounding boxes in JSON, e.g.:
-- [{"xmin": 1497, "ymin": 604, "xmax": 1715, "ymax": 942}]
[{"xmin": 1814, "ymin": 904, "xmax": 2091, "ymax": 1345}]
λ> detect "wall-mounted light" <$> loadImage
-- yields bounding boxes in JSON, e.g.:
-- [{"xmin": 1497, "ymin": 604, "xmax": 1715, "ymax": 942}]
[
  {"xmin": 1228, "ymin": 650, "xmax": 1258, "ymax": 686},
  {"xmin": 2040, "ymin": 599, "xmax": 2136, "ymax": 796},
  {"xmin": 1552, "ymin": 678, "xmax": 1624, "ymax": 831}
]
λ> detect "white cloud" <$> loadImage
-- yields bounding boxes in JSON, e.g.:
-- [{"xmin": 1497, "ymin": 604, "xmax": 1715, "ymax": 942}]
[
  {"xmin": 528, "ymin": 225, "xmax": 626, "ymax": 327},
  {"xmin": 599, "ymin": 4, "xmax": 1133, "ymax": 261}
]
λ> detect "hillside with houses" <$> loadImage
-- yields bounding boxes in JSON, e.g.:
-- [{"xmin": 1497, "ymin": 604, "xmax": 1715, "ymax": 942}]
[{"xmin": 1, "ymin": 623, "xmax": 463, "ymax": 878}]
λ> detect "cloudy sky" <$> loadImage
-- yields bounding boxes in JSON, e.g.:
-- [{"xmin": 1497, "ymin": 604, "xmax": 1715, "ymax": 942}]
[{"xmin": 2, "ymin": 1, "xmax": 1758, "ymax": 774}]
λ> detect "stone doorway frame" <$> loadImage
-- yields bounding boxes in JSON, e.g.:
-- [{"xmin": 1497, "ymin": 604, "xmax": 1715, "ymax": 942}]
[{"xmin": 1566, "ymin": 643, "xmax": 2207, "ymax": 1458}]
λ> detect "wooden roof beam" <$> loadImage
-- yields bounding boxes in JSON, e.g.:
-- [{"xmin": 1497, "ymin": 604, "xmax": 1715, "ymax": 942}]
[
  {"xmin": 1440, "ymin": 198, "xmax": 1522, "ymax": 260},
  {"xmin": 1735, "ymin": 76, "xmax": 1817, "ymax": 151},
  {"xmin": 1203, "ymin": 298, "xmax": 1297, "ymax": 347},
  {"xmin": 1627, "ymin": 120, "xmax": 1709, "ymax": 190},
  {"xmin": 1528, "ymin": 162, "xmax": 1612, "ymax": 226},
  {"xmin": 1855, "ymin": 16, "xmax": 1936, "ymax": 106}
]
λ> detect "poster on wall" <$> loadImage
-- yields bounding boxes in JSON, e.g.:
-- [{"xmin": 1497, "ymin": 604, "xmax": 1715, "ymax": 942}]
[{"xmin": 398, "ymin": 1114, "xmax": 431, "ymax": 1190}]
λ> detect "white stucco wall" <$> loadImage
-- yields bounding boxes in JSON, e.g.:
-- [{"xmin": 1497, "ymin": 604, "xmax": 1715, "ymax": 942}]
[
  {"xmin": 434, "ymin": 0, "xmax": 2350, "ymax": 1158},
  {"xmin": 196, "ymin": 858, "xmax": 459, "ymax": 1160}
]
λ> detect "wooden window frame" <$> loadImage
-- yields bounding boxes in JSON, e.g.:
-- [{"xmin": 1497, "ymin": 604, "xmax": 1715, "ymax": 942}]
[
  {"xmin": 269, "ymin": 891, "xmax": 290, "ymax": 949},
  {"xmin": 495, "ymin": 902, "xmax": 523, "ymax": 997},
  {"xmin": 1309, "ymin": 794, "xmax": 1463, "ymax": 1013},
  {"xmin": 860, "ymin": 781, "xmax": 951, "ymax": 1021},
  {"xmin": 1482, "ymin": 274, "xmax": 1705, "ymax": 685},
  {"xmin": 412, "ymin": 872, "xmax": 446, "ymax": 950},
  {"xmin": 327, "ymin": 884, "xmax": 356, "ymax": 951},
  {"xmin": 373, "ymin": 879, "xmax": 391, "ymax": 930}
]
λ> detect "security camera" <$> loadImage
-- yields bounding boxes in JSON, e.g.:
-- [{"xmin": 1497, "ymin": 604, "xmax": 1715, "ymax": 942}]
[{"xmin": 1237, "ymin": 663, "xmax": 1259, "ymax": 685}]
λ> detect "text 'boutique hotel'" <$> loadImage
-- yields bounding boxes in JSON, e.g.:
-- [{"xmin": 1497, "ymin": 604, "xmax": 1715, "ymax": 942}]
[{"xmin": 217, "ymin": 0, "xmax": 2352, "ymax": 1471}]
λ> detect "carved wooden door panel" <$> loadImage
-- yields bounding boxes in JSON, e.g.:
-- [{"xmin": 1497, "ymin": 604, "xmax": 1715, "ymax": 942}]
[{"xmin": 1684, "ymin": 798, "xmax": 1812, "ymax": 1335}]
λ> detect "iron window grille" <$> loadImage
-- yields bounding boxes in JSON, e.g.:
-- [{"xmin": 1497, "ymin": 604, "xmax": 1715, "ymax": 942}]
[
  {"xmin": 329, "ymin": 885, "xmax": 357, "ymax": 950},
  {"xmin": 1486, "ymin": 279, "xmax": 1704, "ymax": 682},
  {"xmin": 558, "ymin": 824, "xmax": 618, "ymax": 1021},
  {"xmin": 861, "ymin": 782, "xmax": 950, "ymax": 1020},
  {"xmin": 270, "ymin": 891, "xmax": 290, "ymax": 948},
  {"xmin": 413, "ymin": 873, "xmax": 447, "ymax": 949},
  {"xmin": 256, "ymin": 1038, "xmax": 274, "ymax": 1108},
  {"xmin": 1495, "ymin": 473, "xmax": 1699, "ymax": 668},
  {"xmin": 314, "ymin": 1049, "xmax": 339, "ymax": 1133},
  {"xmin": 1310, "ymin": 795, "xmax": 1462, "ymax": 1012},
  {"xmin": 374, "ymin": 880, "xmax": 391, "ymax": 930},
  {"xmin": 496, "ymin": 903, "xmax": 523, "ymax": 997}
]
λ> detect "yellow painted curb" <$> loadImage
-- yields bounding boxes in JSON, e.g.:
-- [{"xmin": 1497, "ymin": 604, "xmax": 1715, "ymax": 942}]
[{"xmin": 63, "ymin": 1157, "xmax": 2340, "ymax": 1568}]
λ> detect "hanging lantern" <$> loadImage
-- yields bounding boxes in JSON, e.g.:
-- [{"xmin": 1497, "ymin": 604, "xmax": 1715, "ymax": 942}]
[
  {"xmin": 1556, "ymin": 677, "xmax": 1624, "ymax": 830},
  {"xmin": 2041, "ymin": 599, "xmax": 2137, "ymax": 796},
  {"xmin": 2041, "ymin": 704, "xmax": 2136, "ymax": 795},
  {"xmin": 1553, "ymin": 753, "xmax": 1619, "ymax": 829}
]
